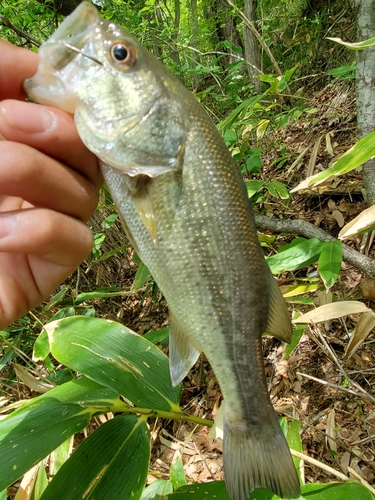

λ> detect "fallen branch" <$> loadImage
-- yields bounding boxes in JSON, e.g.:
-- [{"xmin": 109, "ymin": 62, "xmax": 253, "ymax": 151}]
[
  {"xmin": 291, "ymin": 449, "xmax": 349, "ymax": 482},
  {"xmin": 255, "ymin": 214, "xmax": 375, "ymax": 277}
]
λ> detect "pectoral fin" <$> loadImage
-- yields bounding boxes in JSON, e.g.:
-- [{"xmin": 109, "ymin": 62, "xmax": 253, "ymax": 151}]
[
  {"xmin": 265, "ymin": 270, "xmax": 293, "ymax": 343},
  {"xmin": 169, "ymin": 312, "xmax": 201, "ymax": 387},
  {"xmin": 133, "ymin": 190, "xmax": 158, "ymax": 243}
]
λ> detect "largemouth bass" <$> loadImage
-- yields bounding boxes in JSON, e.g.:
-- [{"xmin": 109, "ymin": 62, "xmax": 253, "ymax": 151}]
[{"xmin": 25, "ymin": 3, "xmax": 300, "ymax": 498}]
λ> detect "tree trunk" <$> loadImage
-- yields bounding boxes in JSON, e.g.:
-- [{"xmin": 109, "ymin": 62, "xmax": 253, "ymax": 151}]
[
  {"xmin": 243, "ymin": 0, "xmax": 261, "ymax": 91},
  {"xmin": 356, "ymin": 0, "xmax": 375, "ymax": 205}
]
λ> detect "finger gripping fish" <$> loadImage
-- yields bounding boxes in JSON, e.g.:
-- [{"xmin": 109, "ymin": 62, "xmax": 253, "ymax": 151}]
[{"xmin": 25, "ymin": 3, "xmax": 300, "ymax": 498}]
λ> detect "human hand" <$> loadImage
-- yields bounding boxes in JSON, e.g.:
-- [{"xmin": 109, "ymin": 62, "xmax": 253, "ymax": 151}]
[{"xmin": 0, "ymin": 39, "xmax": 102, "ymax": 329}]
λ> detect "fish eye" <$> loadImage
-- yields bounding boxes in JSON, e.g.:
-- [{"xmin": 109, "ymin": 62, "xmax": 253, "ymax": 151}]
[{"xmin": 109, "ymin": 42, "xmax": 137, "ymax": 70}]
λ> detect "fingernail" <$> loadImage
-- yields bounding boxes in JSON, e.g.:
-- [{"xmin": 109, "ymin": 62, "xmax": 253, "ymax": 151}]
[
  {"xmin": 0, "ymin": 101, "xmax": 56, "ymax": 134},
  {"xmin": 0, "ymin": 215, "xmax": 14, "ymax": 238}
]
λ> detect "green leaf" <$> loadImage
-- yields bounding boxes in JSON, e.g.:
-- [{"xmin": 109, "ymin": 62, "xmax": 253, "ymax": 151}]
[
  {"xmin": 40, "ymin": 415, "xmax": 150, "ymax": 500},
  {"xmin": 33, "ymin": 329, "xmax": 51, "ymax": 360},
  {"xmin": 246, "ymin": 180, "xmax": 265, "ymax": 198},
  {"xmin": 282, "ymin": 418, "xmax": 302, "ymax": 476},
  {"xmin": 170, "ymin": 451, "xmax": 186, "ymax": 490},
  {"xmin": 133, "ymin": 261, "xmax": 152, "ymax": 291},
  {"xmin": 301, "ymin": 480, "xmax": 374, "ymax": 499},
  {"xmin": 74, "ymin": 287, "xmax": 134, "ymax": 304},
  {"xmin": 167, "ymin": 481, "xmax": 230, "ymax": 499},
  {"xmin": 102, "ymin": 212, "xmax": 119, "ymax": 229},
  {"xmin": 141, "ymin": 479, "xmax": 174, "ymax": 499},
  {"xmin": 143, "ymin": 327, "xmax": 169, "ymax": 347},
  {"xmin": 34, "ymin": 463, "xmax": 49, "ymax": 499},
  {"xmin": 46, "ymin": 316, "xmax": 182, "ymax": 411},
  {"xmin": 94, "ymin": 244, "xmax": 131, "ymax": 264},
  {"xmin": 0, "ymin": 398, "xmax": 92, "ymax": 490},
  {"xmin": 283, "ymin": 323, "xmax": 306, "ymax": 358},
  {"xmin": 45, "ymin": 286, "xmax": 69, "ymax": 310},
  {"xmin": 168, "ymin": 480, "xmax": 374, "ymax": 499},
  {"xmin": 218, "ymin": 94, "xmax": 264, "ymax": 131},
  {"xmin": 318, "ymin": 241, "xmax": 343, "ymax": 290},
  {"xmin": 49, "ymin": 437, "xmax": 73, "ymax": 475},
  {"xmin": 267, "ymin": 238, "xmax": 326, "ymax": 273},
  {"xmin": 265, "ymin": 181, "xmax": 290, "ymax": 200},
  {"xmin": 291, "ymin": 130, "xmax": 375, "ymax": 192}
]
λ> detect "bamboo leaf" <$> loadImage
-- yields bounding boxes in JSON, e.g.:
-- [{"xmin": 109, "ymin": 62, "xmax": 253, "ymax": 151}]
[
  {"xmin": 339, "ymin": 205, "xmax": 375, "ymax": 240},
  {"xmin": 40, "ymin": 415, "xmax": 150, "ymax": 500},
  {"xmin": 318, "ymin": 241, "xmax": 342, "ymax": 290},
  {"xmin": 291, "ymin": 131, "xmax": 375, "ymax": 192},
  {"xmin": 293, "ymin": 301, "xmax": 371, "ymax": 324},
  {"xmin": 45, "ymin": 316, "xmax": 182, "ymax": 411},
  {"xmin": 266, "ymin": 238, "xmax": 325, "ymax": 273}
]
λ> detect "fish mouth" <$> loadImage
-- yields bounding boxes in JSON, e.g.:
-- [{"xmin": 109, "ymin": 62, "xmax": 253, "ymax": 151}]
[
  {"xmin": 40, "ymin": 1, "xmax": 100, "ymax": 72},
  {"xmin": 24, "ymin": 2, "xmax": 102, "ymax": 112}
]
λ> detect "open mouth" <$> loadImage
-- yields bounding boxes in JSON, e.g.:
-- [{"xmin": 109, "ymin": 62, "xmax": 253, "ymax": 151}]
[{"xmin": 42, "ymin": 1, "xmax": 100, "ymax": 71}]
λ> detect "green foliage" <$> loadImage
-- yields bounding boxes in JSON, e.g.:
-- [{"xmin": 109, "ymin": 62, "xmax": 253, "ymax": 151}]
[
  {"xmin": 2, "ymin": 316, "xmax": 369, "ymax": 499},
  {"xmin": 0, "ymin": 2, "xmax": 368, "ymax": 499}
]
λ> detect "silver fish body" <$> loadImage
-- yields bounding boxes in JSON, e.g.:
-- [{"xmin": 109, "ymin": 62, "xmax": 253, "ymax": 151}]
[{"xmin": 25, "ymin": 3, "xmax": 300, "ymax": 499}]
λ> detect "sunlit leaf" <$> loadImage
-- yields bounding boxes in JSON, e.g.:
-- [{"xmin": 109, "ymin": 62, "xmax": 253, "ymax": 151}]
[
  {"xmin": 339, "ymin": 205, "xmax": 375, "ymax": 240},
  {"xmin": 141, "ymin": 479, "xmax": 173, "ymax": 499},
  {"xmin": 344, "ymin": 310, "xmax": 375, "ymax": 360},
  {"xmin": 327, "ymin": 36, "xmax": 375, "ymax": 50},
  {"xmin": 293, "ymin": 301, "xmax": 371, "ymax": 324},
  {"xmin": 291, "ymin": 131, "xmax": 375, "ymax": 192}
]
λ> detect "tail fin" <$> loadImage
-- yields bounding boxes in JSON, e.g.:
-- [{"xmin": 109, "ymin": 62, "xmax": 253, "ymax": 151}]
[{"xmin": 223, "ymin": 417, "xmax": 300, "ymax": 500}]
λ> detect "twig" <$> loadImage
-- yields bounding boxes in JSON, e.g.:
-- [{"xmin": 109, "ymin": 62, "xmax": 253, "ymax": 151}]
[
  {"xmin": 312, "ymin": 326, "xmax": 375, "ymax": 403},
  {"xmin": 347, "ymin": 466, "xmax": 375, "ymax": 496},
  {"xmin": 0, "ymin": 16, "xmax": 41, "ymax": 46},
  {"xmin": 291, "ymin": 449, "xmax": 349, "ymax": 482},
  {"xmin": 297, "ymin": 371, "xmax": 375, "ymax": 403},
  {"xmin": 255, "ymin": 214, "xmax": 375, "ymax": 278}
]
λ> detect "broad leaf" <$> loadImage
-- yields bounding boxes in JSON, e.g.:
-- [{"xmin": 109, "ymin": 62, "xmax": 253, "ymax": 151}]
[
  {"xmin": 267, "ymin": 238, "xmax": 325, "ymax": 273},
  {"xmin": 291, "ymin": 130, "xmax": 375, "ymax": 192},
  {"xmin": 40, "ymin": 415, "xmax": 150, "ymax": 500},
  {"xmin": 0, "ymin": 399, "xmax": 91, "ymax": 490},
  {"xmin": 141, "ymin": 479, "xmax": 174, "ymax": 499},
  {"xmin": 318, "ymin": 240, "xmax": 342, "ymax": 290},
  {"xmin": 45, "ymin": 316, "xmax": 182, "ymax": 411}
]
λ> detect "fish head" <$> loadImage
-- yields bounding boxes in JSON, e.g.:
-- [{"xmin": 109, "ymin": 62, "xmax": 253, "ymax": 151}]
[{"xmin": 25, "ymin": 1, "xmax": 187, "ymax": 177}]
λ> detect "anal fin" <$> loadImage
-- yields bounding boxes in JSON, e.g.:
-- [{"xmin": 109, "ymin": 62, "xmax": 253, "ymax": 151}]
[
  {"xmin": 265, "ymin": 269, "xmax": 293, "ymax": 343},
  {"xmin": 169, "ymin": 311, "xmax": 201, "ymax": 387}
]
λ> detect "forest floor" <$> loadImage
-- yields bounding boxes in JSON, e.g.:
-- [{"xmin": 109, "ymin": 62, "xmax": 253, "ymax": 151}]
[{"xmin": 5, "ymin": 79, "xmax": 375, "ymax": 497}]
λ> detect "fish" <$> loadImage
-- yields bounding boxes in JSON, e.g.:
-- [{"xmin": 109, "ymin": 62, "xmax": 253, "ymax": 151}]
[{"xmin": 25, "ymin": 3, "xmax": 300, "ymax": 499}]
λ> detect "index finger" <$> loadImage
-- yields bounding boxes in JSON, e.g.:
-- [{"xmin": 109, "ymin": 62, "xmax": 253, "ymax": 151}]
[{"xmin": 0, "ymin": 39, "xmax": 39, "ymax": 100}]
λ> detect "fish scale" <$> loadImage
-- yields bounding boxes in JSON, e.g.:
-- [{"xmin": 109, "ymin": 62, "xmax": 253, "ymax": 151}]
[{"xmin": 25, "ymin": 2, "xmax": 301, "ymax": 498}]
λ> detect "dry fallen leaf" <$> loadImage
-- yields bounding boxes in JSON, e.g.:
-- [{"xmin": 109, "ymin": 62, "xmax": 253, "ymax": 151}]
[
  {"xmin": 344, "ymin": 310, "xmax": 375, "ymax": 360},
  {"xmin": 293, "ymin": 301, "xmax": 371, "ymax": 324},
  {"xmin": 339, "ymin": 205, "xmax": 375, "ymax": 239}
]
